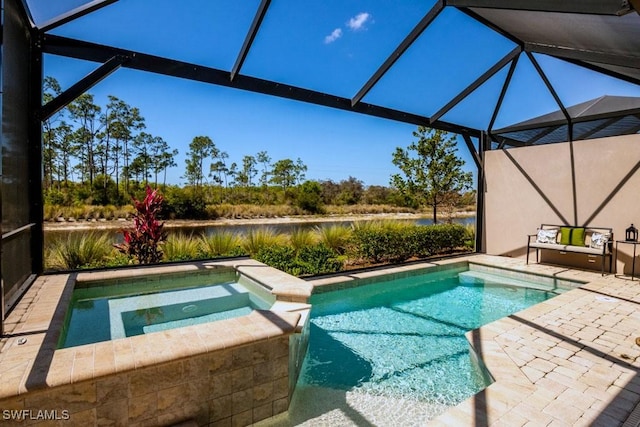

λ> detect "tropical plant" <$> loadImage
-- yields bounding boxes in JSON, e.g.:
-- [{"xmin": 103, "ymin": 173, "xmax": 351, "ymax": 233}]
[{"xmin": 115, "ymin": 185, "xmax": 167, "ymax": 264}]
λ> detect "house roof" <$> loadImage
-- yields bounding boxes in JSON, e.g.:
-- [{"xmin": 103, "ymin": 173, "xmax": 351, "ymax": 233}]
[{"xmin": 492, "ymin": 95, "xmax": 640, "ymax": 147}]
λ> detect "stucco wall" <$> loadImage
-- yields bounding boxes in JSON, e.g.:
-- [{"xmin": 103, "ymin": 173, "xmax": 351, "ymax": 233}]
[{"xmin": 484, "ymin": 134, "xmax": 640, "ymax": 275}]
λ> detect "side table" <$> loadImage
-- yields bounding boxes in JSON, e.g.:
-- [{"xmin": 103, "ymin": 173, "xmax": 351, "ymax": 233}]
[{"xmin": 615, "ymin": 240, "xmax": 640, "ymax": 280}]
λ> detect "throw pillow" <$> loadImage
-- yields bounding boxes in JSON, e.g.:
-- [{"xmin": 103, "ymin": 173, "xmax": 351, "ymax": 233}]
[
  {"xmin": 559, "ymin": 227, "xmax": 586, "ymax": 246},
  {"xmin": 590, "ymin": 232, "xmax": 611, "ymax": 249},
  {"xmin": 570, "ymin": 228, "xmax": 585, "ymax": 246},
  {"xmin": 559, "ymin": 227, "xmax": 572, "ymax": 245},
  {"xmin": 536, "ymin": 229, "xmax": 558, "ymax": 244}
]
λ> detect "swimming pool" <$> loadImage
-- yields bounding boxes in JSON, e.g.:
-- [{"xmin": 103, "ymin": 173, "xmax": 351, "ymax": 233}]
[
  {"xmin": 282, "ymin": 263, "xmax": 577, "ymax": 425},
  {"xmin": 58, "ymin": 267, "xmax": 275, "ymax": 348}
]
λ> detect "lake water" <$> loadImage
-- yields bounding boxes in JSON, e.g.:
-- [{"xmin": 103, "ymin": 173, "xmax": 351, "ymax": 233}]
[{"xmin": 45, "ymin": 216, "xmax": 476, "ymax": 244}]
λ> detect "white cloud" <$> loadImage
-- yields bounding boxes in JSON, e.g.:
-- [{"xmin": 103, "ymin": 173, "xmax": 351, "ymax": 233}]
[
  {"xmin": 347, "ymin": 12, "xmax": 371, "ymax": 31},
  {"xmin": 324, "ymin": 28, "xmax": 343, "ymax": 44}
]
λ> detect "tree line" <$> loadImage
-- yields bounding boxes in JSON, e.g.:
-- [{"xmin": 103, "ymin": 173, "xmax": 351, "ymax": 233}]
[
  {"xmin": 42, "ymin": 77, "xmax": 475, "ymax": 219},
  {"xmin": 43, "ymin": 77, "xmax": 176, "ymax": 205},
  {"xmin": 43, "ymin": 77, "xmax": 374, "ymax": 208}
]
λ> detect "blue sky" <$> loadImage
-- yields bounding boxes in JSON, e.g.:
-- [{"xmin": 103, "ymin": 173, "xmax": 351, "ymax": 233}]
[{"xmin": 31, "ymin": 0, "xmax": 640, "ymax": 187}]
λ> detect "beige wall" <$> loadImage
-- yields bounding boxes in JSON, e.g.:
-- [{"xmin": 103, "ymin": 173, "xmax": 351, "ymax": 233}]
[{"xmin": 484, "ymin": 134, "xmax": 640, "ymax": 275}]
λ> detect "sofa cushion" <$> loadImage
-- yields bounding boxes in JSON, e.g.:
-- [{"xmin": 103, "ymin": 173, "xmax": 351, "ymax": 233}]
[{"xmin": 528, "ymin": 242, "xmax": 603, "ymax": 254}]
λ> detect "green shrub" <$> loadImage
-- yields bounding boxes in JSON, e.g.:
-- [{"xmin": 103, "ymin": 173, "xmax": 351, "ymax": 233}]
[
  {"xmin": 295, "ymin": 181, "xmax": 324, "ymax": 214},
  {"xmin": 350, "ymin": 220, "xmax": 413, "ymax": 263},
  {"xmin": 255, "ymin": 243, "xmax": 343, "ymax": 276},
  {"xmin": 84, "ymin": 252, "xmax": 133, "ymax": 268},
  {"xmin": 463, "ymin": 223, "xmax": 476, "ymax": 249},
  {"xmin": 406, "ymin": 226, "xmax": 436, "ymax": 258},
  {"xmin": 163, "ymin": 233, "xmax": 200, "ymax": 261},
  {"xmin": 289, "ymin": 228, "xmax": 317, "ymax": 251},
  {"xmin": 162, "ymin": 187, "xmax": 208, "ymax": 219},
  {"xmin": 315, "ymin": 224, "xmax": 352, "ymax": 255},
  {"xmin": 255, "ymin": 245, "xmax": 299, "ymax": 275},
  {"xmin": 199, "ymin": 231, "xmax": 245, "ymax": 258},
  {"xmin": 295, "ymin": 244, "xmax": 343, "ymax": 275},
  {"xmin": 241, "ymin": 228, "xmax": 286, "ymax": 256},
  {"xmin": 349, "ymin": 221, "xmax": 469, "ymax": 264},
  {"xmin": 430, "ymin": 223, "xmax": 467, "ymax": 252},
  {"xmin": 46, "ymin": 232, "xmax": 113, "ymax": 270},
  {"xmin": 44, "ymin": 189, "xmax": 66, "ymax": 205}
]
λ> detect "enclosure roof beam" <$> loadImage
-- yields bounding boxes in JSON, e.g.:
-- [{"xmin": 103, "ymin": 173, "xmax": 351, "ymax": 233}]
[
  {"xmin": 462, "ymin": 134, "xmax": 482, "ymax": 169},
  {"xmin": 526, "ymin": 51, "xmax": 570, "ymax": 123},
  {"xmin": 454, "ymin": 7, "xmax": 523, "ymax": 46},
  {"xmin": 38, "ymin": 0, "xmax": 119, "ymax": 33},
  {"xmin": 18, "ymin": 0, "xmax": 36, "ymax": 29},
  {"xmin": 430, "ymin": 46, "xmax": 521, "ymax": 124},
  {"xmin": 524, "ymin": 43, "xmax": 640, "ymax": 70},
  {"xmin": 230, "ymin": 0, "xmax": 271, "ymax": 82},
  {"xmin": 40, "ymin": 55, "xmax": 128, "ymax": 121},
  {"xmin": 488, "ymin": 51, "xmax": 520, "ymax": 132},
  {"xmin": 525, "ymin": 43, "xmax": 640, "ymax": 86},
  {"xmin": 446, "ymin": 0, "xmax": 633, "ymax": 16},
  {"xmin": 43, "ymin": 34, "xmax": 481, "ymax": 136},
  {"xmin": 351, "ymin": 0, "xmax": 445, "ymax": 107}
]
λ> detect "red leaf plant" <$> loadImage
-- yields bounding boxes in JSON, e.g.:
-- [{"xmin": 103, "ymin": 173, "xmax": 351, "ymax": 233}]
[{"xmin": 115, "ymin": 186, "xmax": 167, "ymax": 264}]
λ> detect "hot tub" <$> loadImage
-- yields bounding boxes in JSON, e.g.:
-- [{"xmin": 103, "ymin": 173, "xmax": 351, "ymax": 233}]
[{"xmin": 58, "ymin": 267, "xmax": 276, "ymax": 348}]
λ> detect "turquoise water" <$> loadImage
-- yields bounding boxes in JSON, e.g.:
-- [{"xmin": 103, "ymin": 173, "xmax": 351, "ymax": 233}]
[
  {"xmin": 287, "ymin": 266, "xmax": 566, "ymax": 424},
  {"xmin": 59, "ymin": 270, "xmax": 274, "ymax": 348}
]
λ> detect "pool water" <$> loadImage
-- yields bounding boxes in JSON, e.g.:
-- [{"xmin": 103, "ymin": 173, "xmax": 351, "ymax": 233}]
[
  {"xmin": 284, "ymin": 265, "xmax": 568, "ymax": 425},
  {"xmin": 58, "ymin": 269, "xmax": 274, "ymax": 348}
]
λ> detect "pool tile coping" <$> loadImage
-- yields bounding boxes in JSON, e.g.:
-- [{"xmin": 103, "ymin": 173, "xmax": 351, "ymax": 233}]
[
  {"xmin": 307, "ymin": 254, "xmax": 640, "ymax": 427},
  {"xmin": 0, "ymin": 259, "xmax": 311, "ymax": 400}
]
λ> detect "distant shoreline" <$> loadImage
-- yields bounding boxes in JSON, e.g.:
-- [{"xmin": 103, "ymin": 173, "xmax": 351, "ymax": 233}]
[{"xmin": 43, "ymin": 211, "xmax": 476, "ymax": 231}]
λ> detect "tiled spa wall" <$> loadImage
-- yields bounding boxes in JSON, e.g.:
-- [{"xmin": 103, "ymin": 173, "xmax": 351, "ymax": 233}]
[{"xmin": 0, "ymin": 335, "xmax": 293, "ymax": 426}]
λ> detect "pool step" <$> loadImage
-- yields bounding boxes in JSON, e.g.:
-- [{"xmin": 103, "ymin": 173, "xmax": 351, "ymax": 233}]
[
  {"xmin": 142, "ymin": 306, "xmax": 254, "ymax": 334},
  {"xmin": 109, "ymin": 283, "xmax": 271, "ymax": 339},
  {"xmin": 458, "ymin": 270, "xmax": 565, "ymax": 293}
]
